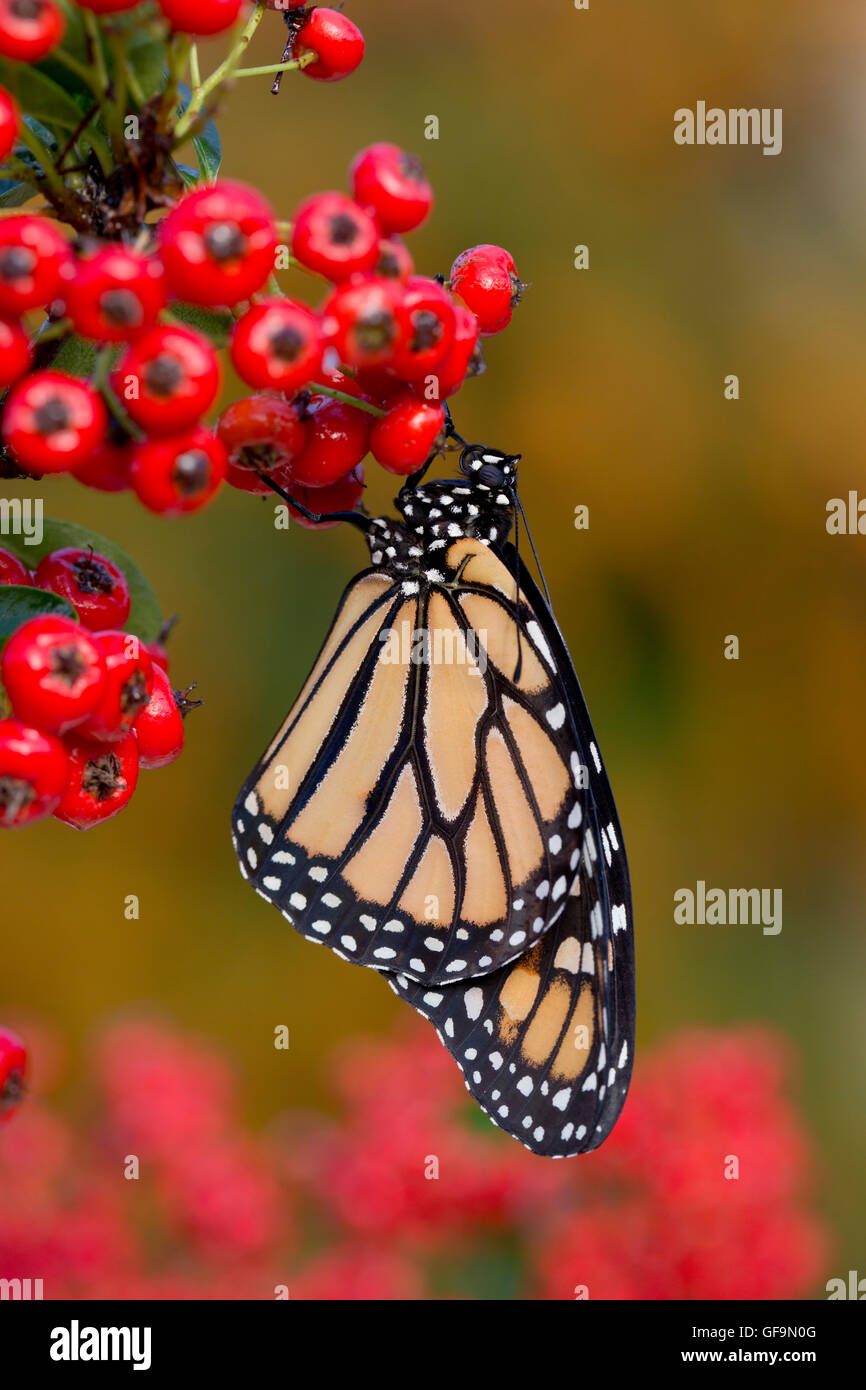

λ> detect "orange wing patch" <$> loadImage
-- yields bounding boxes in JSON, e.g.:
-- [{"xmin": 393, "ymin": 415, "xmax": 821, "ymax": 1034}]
[
  {"xmin": 342, "ymin": 763, "xmax": 423, "ymax": 904},
  {"xmin": 422, "ymin": 591, "xmax": 488, "ymax": 821},
  {"xmin": 287, "ymin": 601, "xmax": 414, "ymax": 853},
  {"xmin": 461, "ymin": 791, "xmax": 508, "ymax": 926},
  {"xmin": 397, "ymin": 834, "xmax": 455, "ymax": 928}
]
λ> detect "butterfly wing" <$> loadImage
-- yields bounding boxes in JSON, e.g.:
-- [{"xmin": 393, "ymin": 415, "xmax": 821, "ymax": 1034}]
[
  {"xmin": 232, "ymin": 538, "xmax": 593, "ymax": 987},
  {"xmin": 390, "ymin": 545, "xmax": 635, "ymax": 1156}
]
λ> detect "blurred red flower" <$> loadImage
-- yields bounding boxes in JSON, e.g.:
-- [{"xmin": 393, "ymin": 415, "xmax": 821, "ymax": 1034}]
[{"xmin": 0, "ymin": 1015, "xmax": 830, "ymax": 1300}]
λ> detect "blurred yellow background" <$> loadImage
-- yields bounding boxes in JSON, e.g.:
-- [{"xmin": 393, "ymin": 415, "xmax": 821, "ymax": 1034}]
[{"xmin": 2, "ymin": 0, "xmax": 865, "ymax": 1291}]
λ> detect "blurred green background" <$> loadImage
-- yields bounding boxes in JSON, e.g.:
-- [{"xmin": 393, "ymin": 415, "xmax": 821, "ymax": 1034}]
[{"xmin": 3, "ymin": 0, "xmax": 865, "ymax": 1291}]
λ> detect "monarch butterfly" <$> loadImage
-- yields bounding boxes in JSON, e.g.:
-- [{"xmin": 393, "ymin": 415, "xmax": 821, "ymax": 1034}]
[{"xmin": 232, "ymin": 434, "xmax": 634, "ymax": 1156}]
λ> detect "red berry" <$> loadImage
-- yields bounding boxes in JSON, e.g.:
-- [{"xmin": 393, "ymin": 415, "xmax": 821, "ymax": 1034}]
[
  {"xmin": 34, "ymin": 547, "xmax": 131, "ymax": 631},
  {"xmin": 296, "ymin": 8, "xmax": 364, "ymax": 82},
  {"xmin": 54, "ymin": 730, "xmax": 139, "ymax": 829},
  {"xmin": 350, "ymin": 144, "xmax": 433, "ymax": 235},
  {"xmin": 322, "ymin": 276, "xmax": 403, "ymax": 369},
  {"xmin": 64, "ymin": 245, "xmax": 166, "ymax": 342},
  {"xmin": 0, "ymin": 316, "xmax": 32, "ymax": 387},
  {"xmin": 289, "ymin": 464, "xmax": 365, "ymax": 531},
  {"xmin": 76, "ymin": 0, "xmax": 141, "ymax": 13},
  {"xmin": 0, "ymin": 1027, "xmax": 27, "ymax": 1121},
  {"xmin": 158, "ymin": 180, "xmax": 277, "ymax": 307},
  {"xmin": 0, "ymin": 0, "xmax": 63, "ymax": 62},
  {"xmin": 375, "ymin": 237, "xmax": 414, "ymax": 281},
  {"xmin": 1, "ymin": 614, "xmax": 106, "ymax": 733},
  {"xmin": 0, "ymin": 85, "xmax": 19, "ymax": 162},
  {"xmin": 77, "ymin": 630, "xmax": 153, "ymax": 742},
  {"xmin": 291, "ymin": 385, "xmax": 371, "ymax": 487},
  {"xmin": 0, "ymin": 718, "xmax": 69, "ymax": 827},
  {"xmin": 133, "ymin": 665, "xmax": 185, "ymax": 769},
  {"xmin": 430, "ymin": 303, "xmax": 482, "ymax": 397},
  {"xmin": 0, "ymin": 546, "xmax": 31, "ymax": 585},
  {"xmin": 353, "ymin": 364, "xmax": 400, "ymax": 401},
  {"xmin": 129, "ymin": 426, "xmax": 227, "ymax": 516},
  {"xmin": 369, "ymin": 391, "xmax": 445, "ymax": 475},
  {"xmin": 116, "ymin": 325, "xmax": 220, "ymax": 435},
  {"xmin": 291, "ymin": 193, "xmax": 379, "ymax": 282},
  {"xmin": 157, "ymin": 0, "xmax": 241, "ymax": 35},
  {"xmin": 390, "ymin": 276, "xmax": 455, "ymax": 378},
  {"xmin": 2, "ymin": 370, "xmax": 107, "ymax": 474},
  {"xmin": 230, "ymin": 298, "xmax": 323, "ymax": 393},
  {"xmin": 72, "ymin": 430, "xmax": 132, "ymax": 492},
  {"xmin": 0, "ymin": 215, "xmax": 71, "ymax": 317},
  {"xmin": 217, "ymin": 393, "xmax": 309, "ymax": 495},
  {"xmin": 449, "ymin": 243, "xmax": 523, "ymax": 335},
  {"xmin": 145, "ymin": 641, "xmax": 169, "ymax": 673}
]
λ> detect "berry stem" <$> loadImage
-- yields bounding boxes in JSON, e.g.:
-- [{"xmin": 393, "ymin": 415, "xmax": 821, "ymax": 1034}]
[
  {"xmin": 189, "ymin": 44, "xmax": 201, "ymax": 89},
  {"xmin": 307, "ymin": 384, "xmax": 387, "ymax": 418},
  {"xmin": 174, "ymin": 2, "xmax": 267, "ymax": 143},
  {"xmin": 125, "ymin": 63, "xmax": 147, "ymax": 112},
  {"xmin": 231, "ymin": 55, "xmax": 314, "ymax": 80},
  {"xmin": 14, "ymin": 124, "xmax": 81, "ymax": 217},
  {"xmin": 92, "ymin": 349, "xmax": 146, "ymax": 443},
  {"xmin": 82, "ymin": 11, "xmax": 111, "ymax": 105},
  {"xmin": 160, "ymin": 34, "xmax": 194, "ymax": 135},
  {"xmin": 29, "ymin": 318, "xmax": 71, "ymax": 347},
  {"xmin": 51, "ymin": 46, "xmax": 101, "ymax": 93}
]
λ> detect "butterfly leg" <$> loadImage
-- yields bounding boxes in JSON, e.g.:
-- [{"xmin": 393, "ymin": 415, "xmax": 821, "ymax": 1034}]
[{"xmin": 253, "ymin": 469, "xmax": 374, "ymax": 534}]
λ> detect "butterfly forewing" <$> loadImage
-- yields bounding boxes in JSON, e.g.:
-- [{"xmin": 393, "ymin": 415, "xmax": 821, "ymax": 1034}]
[{"xmin": 232, "ymin": 538, "xmax": 591, "ymax": 986}]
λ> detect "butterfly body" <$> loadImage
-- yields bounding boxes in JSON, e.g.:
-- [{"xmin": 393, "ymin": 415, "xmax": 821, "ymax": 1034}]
[{"xmin": 233, "ymin": 446, "xmax": 634, "ymax": 1155}]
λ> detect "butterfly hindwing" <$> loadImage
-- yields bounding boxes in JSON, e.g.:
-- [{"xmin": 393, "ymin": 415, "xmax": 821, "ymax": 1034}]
[{"xmin": 232, "ymin": 539, "xmax": 591, "ymax": 987}]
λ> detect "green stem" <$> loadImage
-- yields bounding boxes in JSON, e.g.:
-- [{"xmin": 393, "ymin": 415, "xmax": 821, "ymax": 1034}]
[
  {"xmin": 126, "ymin": 63, "xmax": 147, "ymax": 110},
  {"xmin": 29, "ymin": 318, "xmax": 71, "ymax": 347},
  {"xmin": 190, "ymin": 43, "xmax": 201, "ymax": 89},
  {"xmin": 15, "ymin": 123, "xmax": 76, "ymax": 213},
  {"xmin": 231, "ymin": 60, "xmax": 305, "ymax": 79},
  {"xmin": 108, "ymin": 33, "xmax": 129, "ymax": 137},
  {"xmin": 93, "ymin": 349, "xmax": 146, "ymax": 441},
  {"xmin": 308, "ymin": 384, "xmax": 386, "ymax": 418},
  {"xmin": 160, "ymin": 32, "xmax": 193, "ymax": 131},
  {"xmin": 82, "ymin": 10, "xmax": 111, "ymax": 100},
  {"xmin": 0, "ymin": 154, "xmax": 42, "ymax": 193},
  {"xmin": 51, "ymin": 46, "xmax": 101, "ymax": 92},
  {"xmin": 174, "ymin": 1, "xmax": 266, "ymax": 142}
]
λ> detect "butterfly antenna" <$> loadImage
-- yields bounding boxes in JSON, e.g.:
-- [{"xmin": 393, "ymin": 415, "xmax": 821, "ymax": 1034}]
[
  {"xmin": 515, "ymin": 492, "xmax": 553, "ymax": 610},
  {"xmin": 253, "ymin": 470, "xmax": 373, "ymax": 534}
]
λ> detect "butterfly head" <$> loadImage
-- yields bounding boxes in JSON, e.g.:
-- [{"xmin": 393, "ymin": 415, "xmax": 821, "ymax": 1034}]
[{"xmin": 458, "ymin": 444, "xmax": 521, "ymax": 495}]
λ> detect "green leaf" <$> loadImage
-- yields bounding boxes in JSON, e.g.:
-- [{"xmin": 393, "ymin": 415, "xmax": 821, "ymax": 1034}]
[
  {"xmin": 193, "ymin": 120, "xmax": 222, "ymax": 182},
  {"xmin": 127, "ymin": 36, "xmax": 166, "ymax": 100},
  {"xmin": 1, "ymin": 521, "xmax": 163, "ymax": 644},
  {"xmin": 167, "ymin": 302, "xmax": 234, "ymax": 349},
  {"xmin": 50, "ymin": 335, "xmax": 99, "ymax": 378},
  {"xmin": 54, "ymin": 0, "xmax": 89, "ymax": 61},
  {"xmin": 0, "ymin": 585, "xmax": 78, "ymax": 649},
  {"xmin": 175, "ymin": 83, "xmax": 222, "ymax": 183},
  {"xmin": 173, "ymin": 161, "xmax": 200, "ymax": 188},
  {"xmin": 0, "ymin": 180, "xmax": 34, "ymax": 209},
  {"xmin": 0, "ymin": 59, "xmax": 89, "ymax": 133}
]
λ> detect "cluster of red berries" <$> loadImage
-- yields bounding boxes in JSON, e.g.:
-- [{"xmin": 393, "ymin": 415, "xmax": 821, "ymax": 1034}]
[
  {"xmin": 0, "ymin": 545, "xmax": 190, "ymax": 829},
  {"xmin": 0, "ymin": 149, "xmax": 522, "ymax": 520},
  {"xmin": 0, "ymin": 1024, "xmax": 25, "ymax": 1125},
  {"xmin": 0, "ymin": 1, "xmax": 363, "ymax": 68}
]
